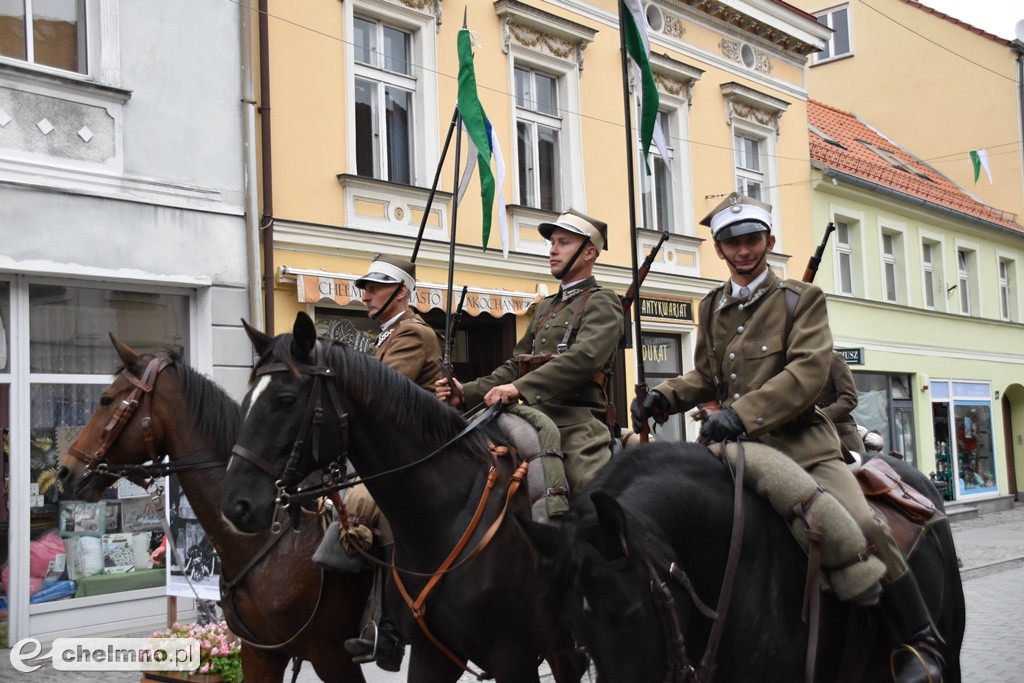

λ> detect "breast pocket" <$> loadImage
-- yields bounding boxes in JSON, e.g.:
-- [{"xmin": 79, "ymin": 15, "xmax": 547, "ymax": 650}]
[{"xmin": 743, "ymin": 335, "xmax": 783, "ymax": 360}]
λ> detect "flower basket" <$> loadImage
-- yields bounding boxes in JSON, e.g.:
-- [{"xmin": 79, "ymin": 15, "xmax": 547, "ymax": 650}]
[{"xmin": 147, "ymin": 621, "xmax": 242, "ymax": 683}]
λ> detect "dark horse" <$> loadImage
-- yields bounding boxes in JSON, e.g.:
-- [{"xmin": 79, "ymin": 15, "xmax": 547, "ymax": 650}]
[
  {"xmin": 524, "ymin": 442, "xmax": 965, "ymax": 683},
  {"xmin": 221, "ymin": 313, "xmax": 587, "ymax": 683},
  {"xmin": 56, "ymin": 337, "xmax": 372, "ymax": 683}
]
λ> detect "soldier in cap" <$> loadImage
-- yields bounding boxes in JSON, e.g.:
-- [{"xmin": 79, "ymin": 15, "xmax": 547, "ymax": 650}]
[
  {"xmin": 343, "ymin": 254, "xmax": 442, "ymax": 671},
  {"xmin": 436, "ymin": 209, "xmax": 623, "ymax": 493},
  {"xmin": 631, "ymin": 192, "xmax": 944, "ymax": 683},
  {"xmin": 817, "ymin": 351, "xmax": 866, "ymax": 453}
]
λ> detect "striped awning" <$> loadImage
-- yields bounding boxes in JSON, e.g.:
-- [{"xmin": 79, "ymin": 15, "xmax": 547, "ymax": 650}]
[{"xmin": 281, "ymin": 266, "xmax": 542, "ymax": 318}]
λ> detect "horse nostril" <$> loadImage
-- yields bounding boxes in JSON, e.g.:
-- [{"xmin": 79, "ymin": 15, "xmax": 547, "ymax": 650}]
[{"xmin": 56, "ymin": 466, "xmax": 72, "ymax": 483}]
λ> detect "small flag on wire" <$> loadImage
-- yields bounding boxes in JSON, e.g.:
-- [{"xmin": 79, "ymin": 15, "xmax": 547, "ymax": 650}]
[{"xmin": 969, "ymin": 149, "xmax": 992, "ymax": 184}]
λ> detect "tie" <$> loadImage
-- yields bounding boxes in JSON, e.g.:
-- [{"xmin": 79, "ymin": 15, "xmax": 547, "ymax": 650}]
[{"xmin": 738, "ymin": 286, "xmax": 750, "ymax": 300}]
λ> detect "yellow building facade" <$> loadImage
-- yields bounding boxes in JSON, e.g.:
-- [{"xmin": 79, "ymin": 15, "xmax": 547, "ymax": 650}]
[{"xmin": 254, "ymin": 0, "xmax": 828, "ymax": 438}]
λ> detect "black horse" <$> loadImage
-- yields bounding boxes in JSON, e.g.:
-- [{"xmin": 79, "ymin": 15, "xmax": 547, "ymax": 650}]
[
  {"xmin": 523, "ymin": 442, "xmax": 965, "ymax": 683},
  {"xmin": 221, "ymin": 313, "xmax": 587, "ymax": 683}
]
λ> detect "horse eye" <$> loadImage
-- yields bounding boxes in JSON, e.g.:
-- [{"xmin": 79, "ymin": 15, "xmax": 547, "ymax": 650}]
[
  {"xmin": 274, "ymin": 394, "xmax": 296, "ymax": 409},
  {"xmin": 99, "ymin": 396, "xmax": 114, "ymax": 407}
]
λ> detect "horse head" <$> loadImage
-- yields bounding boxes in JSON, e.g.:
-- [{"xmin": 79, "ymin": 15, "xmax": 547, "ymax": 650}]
[
  {"xmin": 56, "ymin": 335, "xmax": 178, "ymax": 500},
  {"xmin": 223, "ymin": 312, "xmax": 352, "ymax": 533},
  {"xmin": 525, "ymin": 486, "xmax": 691, "ymax": 683}
]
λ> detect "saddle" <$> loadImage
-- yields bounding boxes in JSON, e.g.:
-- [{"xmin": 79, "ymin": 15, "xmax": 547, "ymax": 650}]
[{"xmin": 855, "ymin": 456, "xmax": 944, "ymax": 559}]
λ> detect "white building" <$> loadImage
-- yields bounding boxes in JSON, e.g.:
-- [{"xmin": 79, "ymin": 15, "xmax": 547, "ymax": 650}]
[{"xmin": 0, "ymin": 0, "xmax": 258, "ymax": 643}]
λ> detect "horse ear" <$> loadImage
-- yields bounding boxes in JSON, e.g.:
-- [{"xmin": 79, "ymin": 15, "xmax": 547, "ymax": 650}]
[
  {"xmin": 516, "ymin": 514, "xmax": 563, "ymax": 560},
  {"xmin": 109, "ymin": 333, "xmax": 147, "ymax": 375},
  {"xmin": 591, "ymin": 491, "xmax": 631, "ymax": 558},
  {"xmin": 291, "ymin": 312, "xmax": 317, "ymax": 361},
  {"xmin": 241, "ymin": 318, "xmax": 274, "ymax": 355}
]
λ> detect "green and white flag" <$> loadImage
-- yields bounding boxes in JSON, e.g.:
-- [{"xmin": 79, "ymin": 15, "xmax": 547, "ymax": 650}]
[
  {"xmin": 969, "ymin": 149, "xmax": 992, "ymax": 184},
  {"xmin": 621, "ymin": 0, "xmax": 669, "ymax": 172}
]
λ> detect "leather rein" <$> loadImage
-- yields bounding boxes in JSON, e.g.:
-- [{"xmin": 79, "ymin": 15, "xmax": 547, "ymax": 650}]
[
  {"xmin": 67, "ymin": 355, "xmax": 324, "ymax": 651},
  {"xmin": 637, "ymin": 439, "xmax": 748, "ymax": 683},
  {"xmin": 228, "ymin": 342, "xmax": 526, "ymax": 679}
]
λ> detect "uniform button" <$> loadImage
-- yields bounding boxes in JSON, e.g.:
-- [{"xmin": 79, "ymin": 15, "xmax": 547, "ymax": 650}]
[
  {"xmin": 733, "ymin": 393, "xmax": 740, "ymax": 400},
  {"xmin": 541, "ymin": 338, "xmax": 546, "ymax": 343},
  {"xmin": 544, "ymin": 324, "xmax": 550, "ymax": 329},
  {"xmin": 730, "ymin": 373, "xmax": 737, "ymax": 380},
  {"xmin": 535, "ymin": 395, "xmax": 542, "ymax": 401},
  {"xmin": 728, "ymin": 352, "xmax": 736, "ymax": 360},
  {"xmin": 756, "ymin": 417, "xmax": 765, "ymax": 425},
  {"xmin": 737, "ymin": 326, "xmax": 744, "ymax": 333},
  {"xmin": 761, "ymin": 345, "xmax": 768, "ymax": 352}
]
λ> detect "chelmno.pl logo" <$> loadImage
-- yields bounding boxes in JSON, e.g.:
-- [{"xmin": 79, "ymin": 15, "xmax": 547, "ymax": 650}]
[{"xmin": 9, "ymin": 637, "xmax": 200, "ymax": 673}]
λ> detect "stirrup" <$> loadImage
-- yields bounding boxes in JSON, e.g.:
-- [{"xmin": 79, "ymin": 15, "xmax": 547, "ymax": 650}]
[
  {"xmin": 345, "ymin": 621, "xmax": 379, "ymax": 664},
  {"xmin": 889, "ymin": 643, "xmax": 941, "ymax": 683}
]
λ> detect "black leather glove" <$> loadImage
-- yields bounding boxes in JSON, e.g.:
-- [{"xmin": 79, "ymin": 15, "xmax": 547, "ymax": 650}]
[
  {"xmin": 699, "ymin": 406, "xmax": 746, "ymax": 443},
  {"xmin": 631, "ymin": 390, "xmax": 671, "ymax": 433}
]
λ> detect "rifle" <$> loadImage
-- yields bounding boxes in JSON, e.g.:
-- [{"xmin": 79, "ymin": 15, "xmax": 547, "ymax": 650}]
[
  {"xmin": 694, "ymin": 221, "xmax": 837, "ymax": 423},
  {"xmin": 436, "ymin": 285, "xmax": 468, "ymax": 403}
]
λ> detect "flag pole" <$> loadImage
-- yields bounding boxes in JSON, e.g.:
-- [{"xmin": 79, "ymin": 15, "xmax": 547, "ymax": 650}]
[
  {"xmin": 412, "ymin": 107, "xmax": 460, "ymax": 263},
  {"xmin": 444, "ymin": 113, "xmax": 464, "ymax": 360},
  {"xmin": 618, "ymin": 0, "xmax": 649, "ymax": 442}
]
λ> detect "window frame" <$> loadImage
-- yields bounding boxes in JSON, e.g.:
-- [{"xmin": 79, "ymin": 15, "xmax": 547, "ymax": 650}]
[
  {"xmin": 814, "ymin": 5, "xmax": 852, "ymax": 64},
  {"xmin": 343, "ymin": 0, "xmax": 438, "ymax": 191},
  {"xmin": 997, "ymin": 254, "xmax": 1017, "ymax": 322},
  {"xmin": 514, "ymin": 64, "xmax": 562, "ymax": 212},
  {"xmin": 830, "ymin": 210, "xmax": 864, "ymax": 298},
  {"xmin": 878, "ymin": 220, "xmax": 907, "ymax": 305},
  {"xmin": 956, "ymin": 245, "xmax": 978, "ymax": 316},
  {"xmin": 919, "ymin": 232, "xmax": 946, "ymax": 312},
  {"xmin": 639, "ymin": 109, "xmax": 675, "ymax": 233}
]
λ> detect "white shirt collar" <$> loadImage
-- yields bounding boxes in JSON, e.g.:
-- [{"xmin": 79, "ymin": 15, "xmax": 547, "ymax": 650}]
[
  {"xmin": 730, "ymin": 268, "xmax": 769, "ymax": 297},
  {"xmin": 380, "ymin": 310, "xmax": 404, "ymax": 331}
]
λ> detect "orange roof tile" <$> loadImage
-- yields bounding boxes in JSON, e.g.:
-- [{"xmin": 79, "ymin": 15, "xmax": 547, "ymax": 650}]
[{"xmin": 807, "ymin": 99, "xmax": 1023, "ymax": 233}]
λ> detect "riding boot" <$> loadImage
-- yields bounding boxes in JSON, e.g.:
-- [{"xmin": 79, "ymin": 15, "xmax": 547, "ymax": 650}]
[
  {"xmin": 879, "ymin": 571, "xmax": 945, "ymax": 683},
  {"xmin": 343, "ymin": 544, "xmax": 406, "ymax": 672}
]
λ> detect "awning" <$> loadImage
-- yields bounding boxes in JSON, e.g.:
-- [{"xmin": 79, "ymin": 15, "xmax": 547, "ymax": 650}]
[{"xmin": 280, "ymin": 266, "xmax": 542, "ymax": 318}]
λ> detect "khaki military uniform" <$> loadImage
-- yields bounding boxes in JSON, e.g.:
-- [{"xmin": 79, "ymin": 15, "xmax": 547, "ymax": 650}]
[
  {"xmin": 346, "ymin": 307, "xmax": 442, "ymax": 537},
  {"xmin": 463, "ymin": 276, "xmax": 622, "ymax": 489},
  {"xmin": 654, "ymin": 270, "xmax": 906, "ymax": 578},
  {"xmin": 817, "ymin": 351, "xmax": 865, "ymax": 453}
]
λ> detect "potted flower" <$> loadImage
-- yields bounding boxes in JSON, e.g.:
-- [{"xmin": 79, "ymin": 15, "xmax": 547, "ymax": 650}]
[{"xmin": 143, "ymin": 621, "xmax": 243, "ymax": 683}]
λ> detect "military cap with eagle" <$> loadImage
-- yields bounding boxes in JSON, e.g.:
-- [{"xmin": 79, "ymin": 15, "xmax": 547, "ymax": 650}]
[
  {"xmin": 701, "ymin": 192, "xmax": 773, "ymax": 242},
  {"xmin": 354, "ymin": 254, "xmax": 416, "ymax": 293},
  {"xmin": 537, "ymin": 209, "xmax": 608, "ymax": 251}
]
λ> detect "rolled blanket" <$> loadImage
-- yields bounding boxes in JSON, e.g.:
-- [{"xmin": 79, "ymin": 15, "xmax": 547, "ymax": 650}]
[
  {"xmin": 710, "ymin": 442, "xmax": 886, "ymax": 602},
  {"xmin": 499, "ymin": 405, "xmax": 569, "ymax": 521}
]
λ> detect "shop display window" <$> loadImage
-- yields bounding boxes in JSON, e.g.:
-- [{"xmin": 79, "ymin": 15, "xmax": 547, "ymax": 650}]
[
  {"xmin": 930, "ymin": 380, "xmax": 996, "ymax": 500},
  {"xmin": 851, "ymin": 371, "xmax": 916, "ymax": 465},
  {"xmin": 642, "ymin": 334, "xmax": 685, "ymax": 442}
]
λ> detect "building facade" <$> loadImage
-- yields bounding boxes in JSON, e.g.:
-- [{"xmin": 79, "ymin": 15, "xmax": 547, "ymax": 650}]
[
  {"xmin": 808, "ymin": 99, "xmax": 1024, "ymax": 505},
  {"xmin": 258, "ymin": 0, "xmax": 828, "ymax": 441},
  {"xmin": 0, "ymin": 1, "xmax": 256, "ymax": 643}
]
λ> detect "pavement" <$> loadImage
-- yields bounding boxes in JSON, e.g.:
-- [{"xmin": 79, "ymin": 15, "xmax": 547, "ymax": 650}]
[{"xmin": 2, "ymin": 504, "xmax": 1022, "ymax": 682}]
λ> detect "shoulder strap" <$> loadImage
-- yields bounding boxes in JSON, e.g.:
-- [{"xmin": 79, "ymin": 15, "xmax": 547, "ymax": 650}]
[{"xmin": 558, "ymin": 286, "xmax": 599, "ymax": 352}]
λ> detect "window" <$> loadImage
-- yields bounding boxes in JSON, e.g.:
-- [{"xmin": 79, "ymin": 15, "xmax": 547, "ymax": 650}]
[
  {"xmin": 353, "ymin": 15, "xmax": 415, "ymax": 185},
  {"xmin": 515, "ymin": 65, "xmax": 561, "ymax": 212},
  {"xmin": 957, "ymin": 248, "xmax": 974, "ymax": 315},
  {"xmin": 641, "ymin": 110, "xmax": 675, "ymax": 232},
  {"xmin": 922, "ymin": 242, "xmax": 936, "ymax": 309},
  {"xmin": 880, "ymin": 229, "xmax": 905, "ymax": 304},
  {"xmin": 851, "ymin": 372, "xmax": 916, "ymax": 467},
  {"xmin": 931, "ymin": 380, "xmax": 997, "ymax": 500},
  {"xmin": 734, "ymin": 133, "xmax": 764, "ymax": 201},
  {"xmin": 921, "ymin": 238, "xmax": 947, "ymax": 312},
  {"xmin": 0, "ymin": 0, "xmax": 87, "ymax": 74},
  {"xmin": 815, "ymin": 6, "xmax": 850, "ymax": 62},
  {"xmin": 998, "ymin": 258, "xmax": 1016, "ymax": 322},
  {"xmin": 834, "ymin": 219, "xmax": 859, "ymax": 296}
]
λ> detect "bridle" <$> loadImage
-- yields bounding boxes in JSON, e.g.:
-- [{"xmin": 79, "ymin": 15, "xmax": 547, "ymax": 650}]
[{"xmin": 67, "ymin": 356, "xmax": 221, "ymax": 486}]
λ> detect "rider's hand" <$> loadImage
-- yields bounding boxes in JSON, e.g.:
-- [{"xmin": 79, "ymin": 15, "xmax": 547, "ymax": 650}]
[
  {"xmin": 699, "ymin": 406, "xmax": 745, "ymax": 443},
  {"xmin": 632, "ymin": 390, "xmax": 670, "ymax": 432},
  {"xmin": 435, "ymin": 377, "xmax": 463, "ymax": 407},
  {"xmin": 484, "ymin": 383, "xmax": 520, "ymax": 406}
]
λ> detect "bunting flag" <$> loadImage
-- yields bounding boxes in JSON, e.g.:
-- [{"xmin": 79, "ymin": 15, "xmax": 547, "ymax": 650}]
[
  {"xmin": 458, "ymin": 118, "xmax": 509, "ymax": 258},
  {"xmin": 969, "ymin": 149, "xmax": 992, "ymax": 184},
  {"xmin": 456, "ymin": 28, "xmax": 507, "ymax": 256},
  {"xmin": 621, "ymin": 0, "xmax": 669, "ymax": 171}
]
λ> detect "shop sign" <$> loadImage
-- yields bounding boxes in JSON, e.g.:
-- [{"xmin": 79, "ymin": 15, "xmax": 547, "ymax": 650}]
[
  {"xmin": 639, "ymin": 297, "xmax": 693, "ymax": 322},
  {"xmin": 836, "ymin": 347, "xmax": 864, "ymax": 365}
]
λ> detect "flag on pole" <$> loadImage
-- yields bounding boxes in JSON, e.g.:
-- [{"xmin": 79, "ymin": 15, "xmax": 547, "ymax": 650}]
[
  {"xmin": 621, "ymin": 0, "xmax": 669, "ymax": 171},
  {"xmin": 456, "ymin": 28, "xmax": 508, "ymax": 256},
  {"xmin": 969, "ymin": 149, "xmax": 992, "ymax": 184}
]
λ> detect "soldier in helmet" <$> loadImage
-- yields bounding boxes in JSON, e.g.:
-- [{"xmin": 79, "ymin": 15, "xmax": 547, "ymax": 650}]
[
  {"xmin": 343, "ymin": 254, "xmax": 442, "ymax": 672},
  {"xmin": 631, "ymin": 192, "xmax": 944, "ymax": 683},
  {"xmin": 436, "ymin": 209, "xmax": 623, "ymax": 492}
]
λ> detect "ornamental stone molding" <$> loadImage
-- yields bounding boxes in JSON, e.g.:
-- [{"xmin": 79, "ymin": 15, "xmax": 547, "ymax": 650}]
[
  {"xmin": 718, "ymin": 38, "xmax": 773, "ymax": 75},
  {"xmin": 663, "ymin": 13, "xmax": 686, "ymax": 39},
  {"xmin": 494, "ymin": 0, "xmax": 596, "ymax": 73},
  {"xmin": 664, "ymin": 0, "xmax": 821, "ymax": 57},
  {"xmin": 397, "ymin": 0, "xmax": 442, "ymax": 29},
  {"xmin": 720, "ymin": 81, "xmax": 788, "ymax": 137}
]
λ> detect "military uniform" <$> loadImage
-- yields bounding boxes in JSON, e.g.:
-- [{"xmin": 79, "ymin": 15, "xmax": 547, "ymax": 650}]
[
  {"xmin": 463, "ymin": 275, "xmax": 622, "ymax": 490},
  {"xmin": 817, "ymin": 351, "xmax": 865, "ymax": 453},
  {"xmin": 374, "ymin": 308, "xmax": 442, "ymax": 391}
]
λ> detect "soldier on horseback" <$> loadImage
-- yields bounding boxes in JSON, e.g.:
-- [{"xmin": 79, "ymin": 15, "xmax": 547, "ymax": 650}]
[
  {"xmin": 631, "ymin": 193, "xmax": 944, "ymax": 683},
  {"xmin": 342, "ymin": 254, "xmax": 442, "ymax": 672}
]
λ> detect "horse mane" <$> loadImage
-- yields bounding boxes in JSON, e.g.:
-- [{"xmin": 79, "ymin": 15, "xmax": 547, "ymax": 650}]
[
  {"xmin": 153, "ymin": 348, "xmax": 242, "ymax": 460},
  {"xmin": 259, "ymin": 334, "xmax": 493, "ymax": 465}
]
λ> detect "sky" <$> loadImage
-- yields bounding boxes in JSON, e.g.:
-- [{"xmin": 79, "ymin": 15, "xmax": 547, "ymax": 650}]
[{"xmin": 913, "ymin": 0, "xmax": 1023, "ymax": 41}]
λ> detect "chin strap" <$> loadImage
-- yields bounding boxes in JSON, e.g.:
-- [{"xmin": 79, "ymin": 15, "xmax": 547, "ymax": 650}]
[
  {"xmin": 721, "ymin": 243, "xmax": 769, "ymax": 277},
  {"xmin": 369, "ymin": 284, "xmax": 405, "ymax": 321},
  {"xmin": 554, "ymin": 237, "xmax": 592, "ymax": 281}
]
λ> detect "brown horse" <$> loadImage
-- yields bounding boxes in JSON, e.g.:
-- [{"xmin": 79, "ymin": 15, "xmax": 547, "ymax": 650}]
[{"xmin": 56, "ymin": 337, "xmax": 372, "ymax": 683}]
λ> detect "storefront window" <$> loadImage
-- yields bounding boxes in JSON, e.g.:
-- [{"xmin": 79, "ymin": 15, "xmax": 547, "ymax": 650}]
[
  {"xmin": 931, "ymin": 380, "xmax": 996, "ymax": 500},
  {"xmin": 851, "ymin": 371, "xmax": 916, "ymax": 465},
  {"xmin": 15, "ymin": 284, "xmax": 188, "ymax": 615},
  {"xmin": 642, "ymin": 334, "xmax": 684, "ymax": 442}
]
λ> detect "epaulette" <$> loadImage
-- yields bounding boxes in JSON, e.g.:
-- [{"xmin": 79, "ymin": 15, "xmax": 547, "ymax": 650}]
[{"xmin": 779, "ymin": 279, "xmax": 810, "ymax": 294}]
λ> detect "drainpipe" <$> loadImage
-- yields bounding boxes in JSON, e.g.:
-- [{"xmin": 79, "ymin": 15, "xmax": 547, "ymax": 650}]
[
  {"xmin": 1014, "ymin": 40, "xmax": 1024, "ymax": 216},
  {"xmin": 240, "ymin": 0, "xmax": 264, "ymax": 329},
  {"xmin": 259, "ymin": 0, "xmax": 275, "ymax": 332}
]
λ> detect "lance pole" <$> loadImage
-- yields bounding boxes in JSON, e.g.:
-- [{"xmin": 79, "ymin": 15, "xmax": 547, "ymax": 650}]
[
  {"xmin": 412, "ymin": 107, "xmax": 460, "ymax": 263},
  {"xmin": 444, "ymin": 111, "xmax": 464, "ymax": 360}
]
